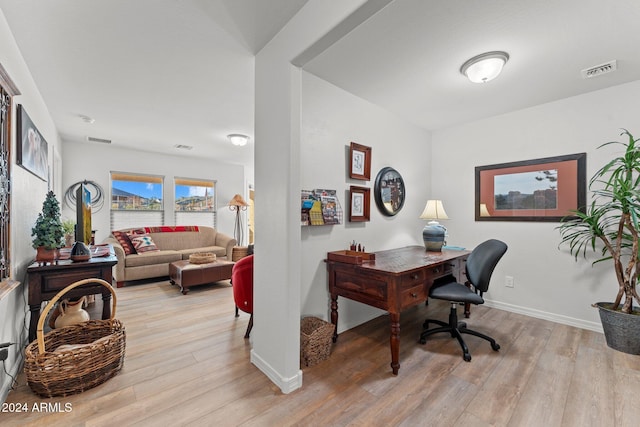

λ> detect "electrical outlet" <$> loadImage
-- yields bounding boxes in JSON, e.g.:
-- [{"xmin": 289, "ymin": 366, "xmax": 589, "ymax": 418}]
[
  {"xmin": 505, "ymin": 276, "xmax": 514, "ymax": 288},
  {"xmin": 0, "ymin": 348, "xmax": 8, "ymax": 362}
]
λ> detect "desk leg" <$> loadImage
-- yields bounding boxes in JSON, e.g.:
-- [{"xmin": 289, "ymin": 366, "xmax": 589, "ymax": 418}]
[
  {"xmin": 28, "ymin": 304, "xmax": 40, "ymax": 343},
  {"xmin": 390, "ymin": 312, "xmax": 400, "ymax": 375},
  {"xmin": 102, "ymin": 291, "xmax": 112, "ymax": 320},
  {"xmin": 330, "ymin": 294, "xmax": 338, "ymax": 343}
]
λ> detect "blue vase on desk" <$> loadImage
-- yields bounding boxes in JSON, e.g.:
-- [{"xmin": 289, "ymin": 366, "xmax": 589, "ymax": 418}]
[{"xmin": 423, "ymin": 222, "xmax": 447, "ymax": 252}]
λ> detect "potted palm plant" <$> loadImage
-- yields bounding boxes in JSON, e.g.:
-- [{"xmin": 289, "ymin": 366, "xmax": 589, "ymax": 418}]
[
  {"xmin": 558, "ymin": 129, "xmax": 640, "ymax": 355},
  {"xmin": 31, "ymin": 191, "xmax": 65, "ymax": 265}
]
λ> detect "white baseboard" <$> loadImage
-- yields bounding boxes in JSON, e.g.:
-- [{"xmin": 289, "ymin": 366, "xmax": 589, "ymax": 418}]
[
  {"xmin": 483, "ymin": 299, "xmax": 604, "ymax": 333},
  {"xmin": 250, "ymin": 349, "xmax": 302, "ymax": 394}
]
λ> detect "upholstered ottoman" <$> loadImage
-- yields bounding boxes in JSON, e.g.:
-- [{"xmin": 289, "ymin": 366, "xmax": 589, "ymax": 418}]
[{"xmin": 169, "ymin": 259, "xmax": 234, "ymax": 295}]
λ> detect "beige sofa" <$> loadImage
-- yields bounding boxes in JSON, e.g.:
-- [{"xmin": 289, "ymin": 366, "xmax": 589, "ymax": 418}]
[{"xmin": 103, "ymin": 226, "xmax": 236, "ymax": 287}]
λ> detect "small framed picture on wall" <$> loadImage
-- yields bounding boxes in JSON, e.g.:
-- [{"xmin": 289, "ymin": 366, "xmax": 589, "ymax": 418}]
[
  {"xmin": 349, "ymin": 186, "xmax": 370, "ymax": 222},
  {"xmin": 349, "ymin": 142, "xmax": 371, "ymax": 180}
]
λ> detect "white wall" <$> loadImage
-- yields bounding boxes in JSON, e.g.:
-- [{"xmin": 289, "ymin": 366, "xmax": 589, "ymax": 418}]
[
  {"xmin": 431, "ymin": 80, "xmax": 640, "ymax": 330},
  {"xmin": 0, "ymin": 9, "xmax": 63, "ymax": 402},
  {"xmin": 60, "ymin": 141, "xmax": 246, "ymax": 242},
  {"xmin": 300, "ymin": 72, "xmax": 431, "ymax": 331}
]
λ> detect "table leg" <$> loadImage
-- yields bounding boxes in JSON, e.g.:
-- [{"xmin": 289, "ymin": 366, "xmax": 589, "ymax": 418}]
[
  {"xmin": 28, "ymin": 304, "xmax": 40, "ymax": 342},
  {"xmin": 390, "ymin": 312, "xmax": 400, "ymax": 375},
  {"xmin": 101, "ymin": 291, "xmax": 112, "ymax": 320},
  {"xmin": 330, "ymin": 294, "xmax": 338, "ymax": 343}
]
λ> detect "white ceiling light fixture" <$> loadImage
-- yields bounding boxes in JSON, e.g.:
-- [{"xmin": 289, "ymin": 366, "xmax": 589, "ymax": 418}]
[
  {"xmin": 460, "ymin": 51, "xmax": 509, "ymax": 83},
  {"xmin": 227, "ymin": 133, "xmax": 250, "ymax": 146}
]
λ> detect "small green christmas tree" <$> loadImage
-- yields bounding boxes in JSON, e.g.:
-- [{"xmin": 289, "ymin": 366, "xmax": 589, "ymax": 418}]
[{"xmin": 31, "ymin": 191, "xmax": 65, "ymax": 249}]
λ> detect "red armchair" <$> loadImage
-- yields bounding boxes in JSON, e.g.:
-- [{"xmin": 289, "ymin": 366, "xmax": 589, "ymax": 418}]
[{"xmin": 231, "ymin": 254, "xmax": 253, "ymax": 338}]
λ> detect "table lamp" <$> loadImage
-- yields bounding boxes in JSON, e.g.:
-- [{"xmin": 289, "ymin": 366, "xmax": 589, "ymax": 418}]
[
  {"xmin": 419, "ymin": 200, "xmax": 449, "ymax": 251},
  {"xmin": 228, "ymin": 194, "xmax": 249, "ymax": 246}
]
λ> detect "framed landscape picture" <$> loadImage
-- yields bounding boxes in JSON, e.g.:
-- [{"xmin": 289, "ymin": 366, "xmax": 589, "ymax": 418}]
[
  {"xmin": 475, "ymin": 153, "xmax": 586, "ymax": 222},
  {"xmin": 17, "ymin": 105, "xmax": 48, "ymax": 181}
]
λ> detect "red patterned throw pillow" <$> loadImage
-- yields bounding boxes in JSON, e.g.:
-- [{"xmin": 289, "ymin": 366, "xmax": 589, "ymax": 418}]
[
  {"xmin": 112, "ymin": 231, "xmax": 136, "ymax": 255},
  {"xmin": 130, "ymin": 234, "xmax": 160, "ymax": 253}
]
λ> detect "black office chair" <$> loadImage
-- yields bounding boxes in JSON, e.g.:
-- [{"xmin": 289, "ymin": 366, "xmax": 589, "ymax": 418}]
[{"xmin": 419, "ymin": 239, "xmax": 508, "ymax": 361}]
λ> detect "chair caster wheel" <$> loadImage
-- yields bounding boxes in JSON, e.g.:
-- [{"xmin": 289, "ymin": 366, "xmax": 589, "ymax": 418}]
[
  {"xmin": 491, "ymin": 342, "xmax": 500, "ymax": 351},
  {"xmin": 419, "ymin": 337, "xmax": 426, "ymax": 345},
  {"xmin": 463, "ymin": 353, "xmax": 471, "ymax": 362}
]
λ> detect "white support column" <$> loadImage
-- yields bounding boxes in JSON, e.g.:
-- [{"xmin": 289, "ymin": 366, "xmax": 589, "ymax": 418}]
[{"xmin": 251, "ymin": 0, "xmax": 391, "ymax": 393}]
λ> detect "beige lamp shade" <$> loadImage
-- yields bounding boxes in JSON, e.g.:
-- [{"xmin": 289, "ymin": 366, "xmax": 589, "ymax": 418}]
[
  {"xmin": 419, "ymin": 200, "xmax": 449, "ymax": 221},
  {"xmin": 479, "ymin": 203, "xmax": 491, "ymax": 217},
  {"xmin": 228, "ymin": 194, "xmax": 249, "ymax": 208}
]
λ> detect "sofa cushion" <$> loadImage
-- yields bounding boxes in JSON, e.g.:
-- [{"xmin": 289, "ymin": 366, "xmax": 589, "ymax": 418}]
[
  {"xmin": 125, "ymin": 250, "xmax": 182, "ymax": 267},
  {"xmin": 112, "ymin": 231, "xmax": 136, "ymax": 255},
  {"xmin": 130, "ymin": 234, "xmax": 160, "ymax": 253},
  {"xmin": 149, "ymin": 228, "xmax": 218, "ymax": 251}
]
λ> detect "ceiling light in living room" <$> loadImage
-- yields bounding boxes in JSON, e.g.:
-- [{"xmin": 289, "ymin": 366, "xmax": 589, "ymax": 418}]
[
  {"xmin": 460, "ymin": 51, "xmax": 509, "ymax": 83},
  {"xmin": 227, "ymin": 134, "xmax": 249, "ymax": 146}
]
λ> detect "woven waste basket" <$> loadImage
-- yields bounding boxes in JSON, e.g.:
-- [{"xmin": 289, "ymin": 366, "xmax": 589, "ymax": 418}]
[
  {"xmin": 300, "ymin": 316, "xmax": 335, "ymax": 367},
  {"xmin": 232, "ymin": 246, "xmax": 249, "ymax": 262},
  {"xmin": 24, "ymin": 278, "xmax": 126, "ymax": 398}
]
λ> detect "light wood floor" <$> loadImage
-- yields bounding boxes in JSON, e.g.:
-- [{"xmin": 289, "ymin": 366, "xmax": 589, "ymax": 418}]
[{"xmin": 2, "ymin": 279, "xmax": 640, "ymax": 427}]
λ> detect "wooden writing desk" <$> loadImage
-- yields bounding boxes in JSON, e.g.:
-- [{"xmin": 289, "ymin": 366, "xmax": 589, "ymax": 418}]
[{"xmin": 327, "ymin": 246, "xmax": 469, "ymax": 375}]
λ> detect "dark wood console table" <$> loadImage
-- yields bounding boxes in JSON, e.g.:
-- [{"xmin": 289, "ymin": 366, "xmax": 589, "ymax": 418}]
[
  {"xmin": 27, "ymin": 245, "xmax": 117, "ymax": 342},
  {"xmin": 327, "ymin": 246, "xmax": 469, "ymax": 375}
]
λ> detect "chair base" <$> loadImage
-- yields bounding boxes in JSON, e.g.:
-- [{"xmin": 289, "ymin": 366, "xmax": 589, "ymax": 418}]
[{"xmin": 419, "ymin": 303, "xmax": 500, "ymax": 361}]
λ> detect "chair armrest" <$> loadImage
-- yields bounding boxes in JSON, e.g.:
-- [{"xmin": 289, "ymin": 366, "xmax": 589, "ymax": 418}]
[
  {"xmin": 215, "ymin": 232, "xmax": 237, "ymax": 259},
  {"xmin": 102, "ymin": 237, "xmax": 126, "ymax": 282}
]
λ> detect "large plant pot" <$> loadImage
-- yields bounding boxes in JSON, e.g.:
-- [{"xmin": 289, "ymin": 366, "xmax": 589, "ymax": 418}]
[{"xmin": 595, "ymin": 302, "xmax": 640, "ymax": 355}]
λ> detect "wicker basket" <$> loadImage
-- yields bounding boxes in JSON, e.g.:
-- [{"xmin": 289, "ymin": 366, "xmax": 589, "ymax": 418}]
[
  {"xmin": 232, "ymin": 246, "xmax": 249, "ymax": 262},
  {"xmin": 300, "ymin": 316, "xmax": 335, "ymax": 367},
  {"xmin": 189, "ymin": 252, "xmax": 216, "ymax": 264},
  {"xmin": 24, "ymin": 279, "xmax": 126, "ymax": 398}
]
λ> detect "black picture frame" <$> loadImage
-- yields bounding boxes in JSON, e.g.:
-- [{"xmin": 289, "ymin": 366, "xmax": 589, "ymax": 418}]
[
  {"xmin": 17, "ymin": 104, "xmax": 48, "ymax": 181},
  {"xmin": 374, "ymin": 167, "xmax": 405, "ymax": 216},
  {"xmin": 475, "ymin": 153, "xmax": 586, "ymax": 222}
]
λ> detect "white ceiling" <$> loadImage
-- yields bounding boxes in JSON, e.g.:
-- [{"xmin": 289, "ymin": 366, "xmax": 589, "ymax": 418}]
[
  {"xmin": 2, "ymin": 0, "xmax": 640, "ymax": 170},
  {"xmin": 304, "ymin": 0, "xmax": 640, "ymax": 130}
]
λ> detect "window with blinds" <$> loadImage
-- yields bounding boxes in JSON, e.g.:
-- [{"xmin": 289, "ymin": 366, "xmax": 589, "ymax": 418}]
[
  {"xmin": 110, "ymin": 172, "xmax": 164, "ymax": 230},
  {"xmin": 174, "ymin": 177, "xmax": 216, "ymax": 228}
]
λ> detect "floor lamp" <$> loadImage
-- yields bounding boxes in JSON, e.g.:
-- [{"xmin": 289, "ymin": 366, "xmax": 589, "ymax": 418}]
[{"xmin": 228, "ymin": 194, "xmax": 249, "ymax": 246}]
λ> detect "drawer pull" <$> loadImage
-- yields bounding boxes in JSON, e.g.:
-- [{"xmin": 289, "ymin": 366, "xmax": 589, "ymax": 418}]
[
  {"xmin": 410, "ymin": 273, "xmax": 419, "ymax": 280},
  {"xmin": 433, "ymin": 267, "xmax": 441, "ymax": 274},
  {"xmin": 410, "ymin": 292, "xmax": 418, "ymax": 298}
]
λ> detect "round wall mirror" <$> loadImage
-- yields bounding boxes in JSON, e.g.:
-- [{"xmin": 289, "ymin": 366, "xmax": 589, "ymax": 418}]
[{"xmin": 374, "ymin": 167, "xmax": 406, "ymax": 216}]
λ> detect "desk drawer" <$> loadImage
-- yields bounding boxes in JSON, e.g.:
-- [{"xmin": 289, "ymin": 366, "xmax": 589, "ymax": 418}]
[
  {"xmin": 427, "ymin": 263, "xmax": 453, "ymax": 280},
  {"xmin": 41, "ymin": 268, "xmax": 106, "ymax": 293},
  {"xmin": 401, "ymin": 284, "xmax": 427, "ymax": 306},
  {"xmin": 400, "ymin": 270, "xmax": 426, "ymax": 288}
]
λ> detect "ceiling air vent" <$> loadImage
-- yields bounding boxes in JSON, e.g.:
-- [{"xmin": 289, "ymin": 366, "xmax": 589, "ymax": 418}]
[
  {"xmin": 581, "ymin": 60, "xmax": 617, "ymax": 79},
  {"xmin": 86, "ymin": 136, "xmax": 111, "ymax": 144}
]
